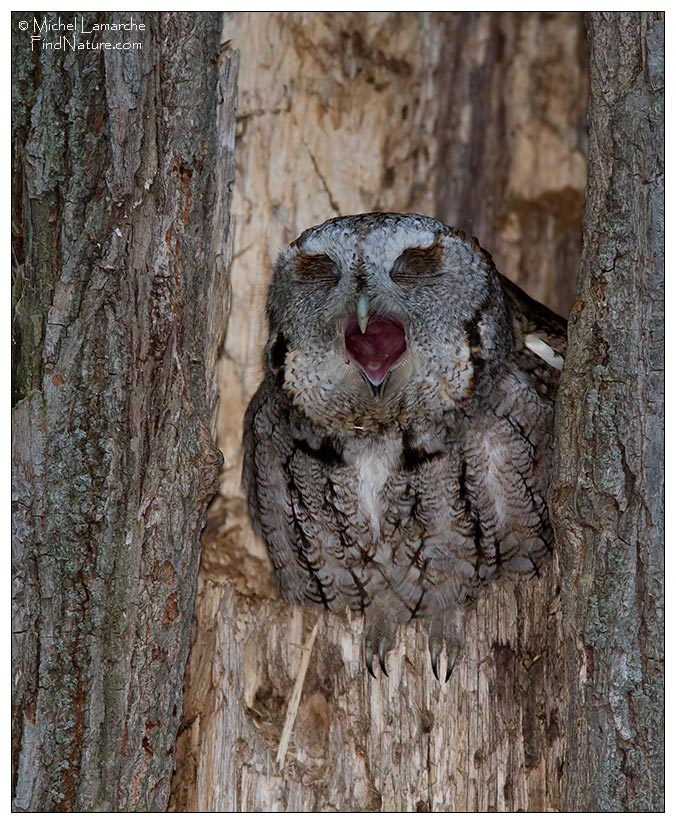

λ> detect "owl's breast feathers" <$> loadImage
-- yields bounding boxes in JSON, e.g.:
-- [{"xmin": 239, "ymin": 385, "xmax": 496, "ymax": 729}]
[{"xmin": 243, "ymin": 337, "xmax": 557, "ymax": 620}]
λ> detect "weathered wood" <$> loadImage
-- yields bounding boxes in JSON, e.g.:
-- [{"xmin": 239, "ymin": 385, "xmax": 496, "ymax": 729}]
[
  {"xmin": 172, "ymin": 12, "xmax": 587, "ymax": 812},
  {"xmin": 551, "ymin": 11, "xmax": 664, "ymax": 812},
  {"xmin": 173, "ymin": 503, "xmax": 565, "ymax": 812},
  {"xmin": 11, "ymin": 12, "xmax": 237, "ymax": 810},
  {"xmin": 434, "ymin": 12, "xmax": 588, "ymax": 318}
]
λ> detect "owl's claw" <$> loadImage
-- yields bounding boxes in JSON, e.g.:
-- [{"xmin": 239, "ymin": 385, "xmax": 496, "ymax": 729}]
[
  {"xmin": 445, "ymin": 647, "xmax": 459, "ymax": 683},
  {"xmin": 364, "ymin": 610, "xmax": 395, "ymax": 678},
  {"xmin": 364, "ymin": 638, "xmax": 392, "ymax": 678},
  {"xmin": 365, "ymin": 654, "xmax": 377, "ymax": 679},
  {"xmin": 430, "ymin": 644, "xmax": 441, "ymax": 681},
  {"xmin": 428, "ymin": 638, "xmax": 460, "ymax": 683},
  {"xmin": 364, "ymin": 635, "xmax": 379, "ymax": 678},
  {"xmin": 428, "ymin": 610, "xmax": 464, "ymax": 683},
  {"xmin": 378, "ymin": 638, "xmax": 389, "ymax": 677}
]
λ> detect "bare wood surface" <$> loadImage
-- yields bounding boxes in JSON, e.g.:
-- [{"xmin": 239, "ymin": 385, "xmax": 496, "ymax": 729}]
[
  {"xmin": 11, "ymin": 13, "xmax": 237, "ymax": 811},
  {"xmin": 551, "ymin": 11, "xmax": 664, "ymax": 812},
  {"xmin": 172, "ymin": 12, "xmax": 588, "ymax": 812},
  {"xmin": 434, "ymin": 12, "xmax": 588, "ymax": 317}
]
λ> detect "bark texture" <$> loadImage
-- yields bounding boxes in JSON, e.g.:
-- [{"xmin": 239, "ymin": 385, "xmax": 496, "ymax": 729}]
[
  {"xmin": 434, "ymin": 12, "xmax": 588, "ymax": 318},
  {"xmin": 551, "ymin": 12, "xmax": 664, "ymax": 812},
  {"xmin": 172, "ymin": 12, "xmax": 587, "ymax": 812},
  {"xmin": 11, "ymin": 12, "xmax": 237, "ymax": 810}
]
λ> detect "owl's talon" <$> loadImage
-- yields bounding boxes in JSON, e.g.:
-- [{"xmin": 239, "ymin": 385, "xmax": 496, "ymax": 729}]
[
  {"xmin": 364, "ymin": 635, "xmax": 377, "ymax": 677},
  {"xmin": 364, "ymin": 609, "xmax": 395, "ymax": 679},
  {"xmin": 365, "ymin": 653, "xmax": 377, "ymax": 679},
  {"xmin": 445, "ymin": 647, "xmax": 459, "ymax": 683},
  {"xmin": 428, "ymin": 609, "xmax": 464, "ymax": 683},
  {"xmin": 378, "ymin": 639, "xmax": 389, "ymax": 677},
  {"xmin": 430, "ymin": 645, "xmax": 441, "ymax": 681}
]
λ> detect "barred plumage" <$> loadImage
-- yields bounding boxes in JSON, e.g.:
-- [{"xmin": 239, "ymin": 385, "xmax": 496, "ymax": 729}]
[{"xmin": 243, "ymin": 213, "xmax": 566, "ymax": 679}]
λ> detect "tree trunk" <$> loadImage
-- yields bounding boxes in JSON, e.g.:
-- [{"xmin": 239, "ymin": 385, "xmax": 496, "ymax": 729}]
[
  {"xmin": 11, "ymin": 12, "xmax": 237, "ymax": 811},
  {"xmin": 551, "ymin": 11, "xmax": 664, "ymax": 812},
  {"xmin": 171, "ymin": 12, "xmax": 588, "ymax": 812}
]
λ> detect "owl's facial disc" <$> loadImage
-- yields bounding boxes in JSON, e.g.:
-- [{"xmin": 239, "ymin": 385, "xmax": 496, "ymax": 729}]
[{"xmin": 344, "ymin": 315, "xmax": 407, "ymax": 390}]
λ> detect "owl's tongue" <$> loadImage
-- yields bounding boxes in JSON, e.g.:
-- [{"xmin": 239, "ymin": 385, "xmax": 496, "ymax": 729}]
[{"xmin": 345, "ymin": 315, "xmax": 407, "ymax": 387}]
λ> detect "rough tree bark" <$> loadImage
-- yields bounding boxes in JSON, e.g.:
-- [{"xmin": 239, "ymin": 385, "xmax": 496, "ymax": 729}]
[
  {"xmin": 551, "ymin": 12, "xmax": 664, "ymax": 812},
  {"xmin": 11, "ymin": 12, "xmax": 237, "ymax": 811},
  {"xmin": 171, "ymin": 12, "xmax": 588, "ymax": 812}
]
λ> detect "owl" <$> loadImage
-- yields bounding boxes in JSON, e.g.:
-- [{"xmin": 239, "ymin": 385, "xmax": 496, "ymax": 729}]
[{"xmin": 243, "ymin": 213, "xmax": 567, "ymax": 681}]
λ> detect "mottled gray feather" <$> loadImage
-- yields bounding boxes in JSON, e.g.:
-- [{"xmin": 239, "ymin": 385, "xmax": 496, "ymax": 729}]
[{"xmin": 242, "ymin": 212, "xmax": 566, "ymax": 676}]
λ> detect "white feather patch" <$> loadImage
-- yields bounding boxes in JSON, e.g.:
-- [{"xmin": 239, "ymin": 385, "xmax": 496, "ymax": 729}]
[
  {"xmin": 524, "ymin": 334, "xmax": 564, "ymax": 370},
  {"xmin": 354, "ymin": 439, "xmax": 401, "ymax": 537}
]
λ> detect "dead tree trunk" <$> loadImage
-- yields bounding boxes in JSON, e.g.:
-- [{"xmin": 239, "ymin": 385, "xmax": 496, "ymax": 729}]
[
  {"xmin": 551, "ymin": 12, "xmax": 664, "ymax": 812},
  {"xmin": 11, "ymin": 12, "xmax": 237, "ymax": 810},
  {"xmin": 433, "ymin": 12, "xmax": 588, "ymax": 318},
  {"xmin": 171, "ymin": 12, "xmax": 588, "ymax": 812}
]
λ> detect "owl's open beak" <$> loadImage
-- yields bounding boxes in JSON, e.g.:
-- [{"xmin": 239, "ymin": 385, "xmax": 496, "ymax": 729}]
[{"xmin": 344, "ymin": 311, "xmax": 407, "ymax": 392}]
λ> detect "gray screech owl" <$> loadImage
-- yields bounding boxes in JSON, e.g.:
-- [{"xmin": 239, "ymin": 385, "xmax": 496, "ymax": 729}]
[{"xmin": 243, "ymin": 213, "xmax": 566, "ymax": 681}]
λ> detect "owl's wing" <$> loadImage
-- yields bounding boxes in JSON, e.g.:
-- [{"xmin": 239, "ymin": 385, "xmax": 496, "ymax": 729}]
[
  {"xmin": 498, "ymin": 275, "xmax": 568, "ymax": 403},
  {"xmin": 499, "ymin": 274, "xmax": 568, "ymax": 363},
  {"xmin": 242, "ymin": 379, "xmax": 299, "ymax": 584},
  {"xmin": 242, "ymin": 378, "xmax": 339, "ymax": 606}
]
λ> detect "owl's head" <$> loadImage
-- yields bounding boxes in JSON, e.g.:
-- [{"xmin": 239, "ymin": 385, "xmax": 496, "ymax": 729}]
[{"xmin": 264, "ymin": 213, "xmax": 513, "ymax": 433}]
